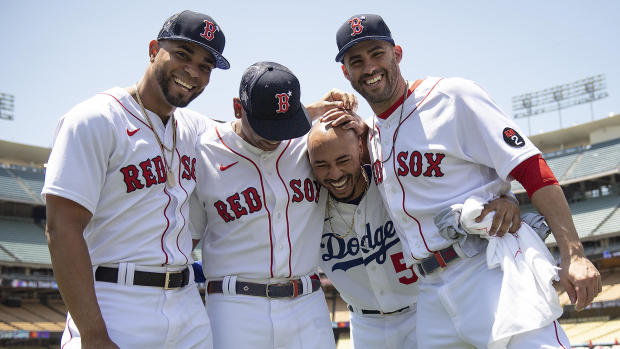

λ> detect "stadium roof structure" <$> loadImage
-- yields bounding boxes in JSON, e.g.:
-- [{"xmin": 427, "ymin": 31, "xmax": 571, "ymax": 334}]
[
  {"xmin": 529, "ymin": 113, "xmax": 620, "ymax": 153},
  {"xmin": 0, "ymin": 140, "xmax": 49, "ymax": 166}
]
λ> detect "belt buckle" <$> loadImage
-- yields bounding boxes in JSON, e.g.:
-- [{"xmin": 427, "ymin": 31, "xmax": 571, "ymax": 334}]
[
  {"xmin": 163, "ymin": 270, "xmax": 182, "ymax": 290},
  {"xmin": 265, "ymin": 282, "xmax": 276, "ymax": 299},
  {"xmin": 266, "ymin": 281, "xmax": 296, "ymax": 299}
]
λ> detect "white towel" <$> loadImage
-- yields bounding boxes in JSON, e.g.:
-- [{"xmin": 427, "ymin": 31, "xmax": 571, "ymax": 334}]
[{"xmin": 460, "ymin": 196, "xmax": 563, "ymax": 349}]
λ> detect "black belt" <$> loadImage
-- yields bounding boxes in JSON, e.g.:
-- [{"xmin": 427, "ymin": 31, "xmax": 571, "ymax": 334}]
[
  {"xmin": 417, "ymin": 245, "xmax": 460, "ymax": 276},
  {"xmin": 207, "ymin": 276, "xmax": 321, "ymax": 299},
  {"xmin": 348, "ymin": 304, "xmax": 410, "ymax": 315},
  {"xmin": 95, "ymin": 266, "xmax": 190, "ymax": 289}
]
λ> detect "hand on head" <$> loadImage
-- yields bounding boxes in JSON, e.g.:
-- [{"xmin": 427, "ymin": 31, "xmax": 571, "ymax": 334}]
[
  {"xmin": 306, "ymin": 89, "xmax": 358, "ymax": 121},
  {"xmin": 320, "ymin": 108, "xmax": 368, "ymax": 137}
]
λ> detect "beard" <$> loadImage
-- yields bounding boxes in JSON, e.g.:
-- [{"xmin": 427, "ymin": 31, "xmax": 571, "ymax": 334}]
[
  {"xmin": 351, "ymin": 57, "xmax": 400, "ymax": 105},
  {"xmin": 154, "ymin": 66, "xmax": 202, "ymax": 108}
]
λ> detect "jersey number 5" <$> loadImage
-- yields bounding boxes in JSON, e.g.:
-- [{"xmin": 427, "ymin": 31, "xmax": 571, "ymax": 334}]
[{"xmin": 390, "ymin": 252, "xmax": 418, "ymax": 285}]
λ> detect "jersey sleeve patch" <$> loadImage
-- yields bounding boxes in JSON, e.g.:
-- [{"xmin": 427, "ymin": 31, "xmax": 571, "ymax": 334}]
[{"xmin": 502, "ymin": 127, "xmax": 525, "ymax": 148}]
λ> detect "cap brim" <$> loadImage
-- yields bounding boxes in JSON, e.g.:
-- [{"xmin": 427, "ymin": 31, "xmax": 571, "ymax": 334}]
[
  {"xmin": 247, "ymin": 105, "xmax": 311, "ymax": 142},
  {"xmin": 160, "ymin": 37, "xmax": 230, "ymax": 69},
  {"xmin": 335, "ymin": 36, "xmax": 394, "ymax": 62}
]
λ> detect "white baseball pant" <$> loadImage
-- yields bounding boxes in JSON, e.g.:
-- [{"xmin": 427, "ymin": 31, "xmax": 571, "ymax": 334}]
[
  {"xmin": 349, "ymin": 306, "xmax": 417, "ymax": 349},
  {"xmin": 206, "ymin": 287, "xmax": 335, "ymax": 349},
  {"xmin": 416, "ymin": 253, "xmax": 570, "ymax": 348},
  {"xmin": 61, "ymin": 266, "xmax": 212, "ymax": 349}
]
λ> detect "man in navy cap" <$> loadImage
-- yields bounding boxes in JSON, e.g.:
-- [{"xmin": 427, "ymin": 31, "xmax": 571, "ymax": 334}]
[
  {"xmin": 191, "ymin": 61, "xmax": 358, "ymax": 349},
  {"xmin": 331, "ymin": 13, "xmax": 601, "ymax": 348},
  {"xmin": 44, "ymin": 10, "xmax": 230, "ymax": 348}
]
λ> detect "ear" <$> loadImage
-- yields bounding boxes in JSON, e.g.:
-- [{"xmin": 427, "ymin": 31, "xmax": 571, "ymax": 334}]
[
  {"xmin": 233, "ymin": 98, "xmax": 243, "ymax": 119},
  {"xmin": 394, "ymin": 45, "xmax": 403, "ymax": 64},
  {"xmin": 148, "ymin": 40, "xmax": 160, "ymax": 61},
  {"xmin": 357, "ymin": 135, "xmax": 364, "ymax": 161},
  {"xmin": 341, "ymin": 65, "xmax": 351, "ymax": 81}
]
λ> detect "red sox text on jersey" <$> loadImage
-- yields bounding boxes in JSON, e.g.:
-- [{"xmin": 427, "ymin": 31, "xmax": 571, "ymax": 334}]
[
  {"xmin": 120, "ymin": 155, "xmax": 196, "ymax": 192},
  {"xmin": 212, "ymin": 178, "xmax": 320, "ymax": 223}
]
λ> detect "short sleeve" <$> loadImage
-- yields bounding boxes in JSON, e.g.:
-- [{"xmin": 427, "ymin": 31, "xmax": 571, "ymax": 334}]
[
  {"xmin": 42, "ymin": 103, "xmax": 116, "ymax": 214},
  {"xmin": 188, "ymin": 190, "xmax": 208, "ymax": 240},
  {"xmin": 450, "ymin": 79, "xmax": 540, "ymax": 180}
]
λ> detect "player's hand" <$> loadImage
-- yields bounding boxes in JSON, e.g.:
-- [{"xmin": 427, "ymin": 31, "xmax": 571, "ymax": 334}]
[
  {"xmin": 306, "ymin": 89, "xmax": 357, "ymax": 120},
  {"xmin": 320, "ymin": 108, "xmax": 368, "ymax": 137},
  {"xmin": 559, "ymin": 255, "xmax": 602, "ymax": 311},
  {"xmin": 475, "ymin": 196, "xmax": 521, "ymax": 237}
]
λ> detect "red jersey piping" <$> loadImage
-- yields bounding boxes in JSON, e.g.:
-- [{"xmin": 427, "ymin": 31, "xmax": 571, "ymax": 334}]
[
  {"xmin": 174, "ymin": 146, "xmax": 190, "ymax": 265},
  {"xmin": 275, "ymin": 140, "xmax": 293, "ymax": 278},
  {"xmin": 377, "ymin": 79, "xmax": 424, "ymax": 120},
  {"xmin": 103, "ymin": 92, "xmax": 173, "ymax": 265},
  {"xmin": 390, "ymin": 78, "xmax": 444, "ymax": 254},
  {"xmin": 216, "ymin": 126, "xmax": 275, "ymax": 278}
]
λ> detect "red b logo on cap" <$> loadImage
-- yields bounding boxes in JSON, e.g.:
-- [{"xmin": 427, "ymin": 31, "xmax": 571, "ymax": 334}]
[
  {"xmin": 275, "ymin": 93, "xmax": 290, "ymax": 114},
  {"xmin": 349, "ymin": 18, "xmax": 364, "ymax": 36},
  {"xmin": 201, "ymin": 20, "xmax": 217, "ymax": 41}
]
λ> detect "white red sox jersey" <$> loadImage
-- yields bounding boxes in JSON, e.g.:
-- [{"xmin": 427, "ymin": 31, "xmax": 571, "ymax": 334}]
[
  {"xmin": 43, "ymin": 87, "xmax": 214, "ymax": 267},
  {"xmin": 319, "ymin": 165, "xmax": 418, "ymax": 313},
  {"xmin": 369, "ymin": 77, "xmax": 540, "ymax": 264},
  {"xmin": 193, "ymin": 122, "xmax": 327, "ymax": 280}
]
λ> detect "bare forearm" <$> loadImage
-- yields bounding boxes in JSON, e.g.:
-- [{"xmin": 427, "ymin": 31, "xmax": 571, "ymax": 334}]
[
  {"xmin": 48, "ymin": 228, "xmax": 108, "ymax": 339},
  {"xmin": 530, "ymin": 185, "xmax": 584, "ymax": 259}
]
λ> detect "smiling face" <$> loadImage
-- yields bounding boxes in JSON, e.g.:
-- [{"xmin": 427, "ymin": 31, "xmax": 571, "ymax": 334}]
[
  {"xmin": 152, "ymin": 40, "xmax": 215, "ymax": 108},
  {"xmin": 342, "ymin": 40, "xmax": 404, "ymax": 114},
  {"xmin": 308, "ymin": 123, "xmax": 365, "ymax": 202}
]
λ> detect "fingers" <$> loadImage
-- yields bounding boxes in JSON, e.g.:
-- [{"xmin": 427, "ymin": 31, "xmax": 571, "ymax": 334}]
[
  {"xmin": 488, "ymin": 207, "xmax": 504, "ymax": 237},
  {"xmin": 560, "ymin": 273, "xmax": 577, "ymax": 306},
  {"xmin": 509, "ymin": 212, "xmax": 521, "ymax": 234},
  {"xmin": 326, "ymin": 89, "xmax": 357, "ymax": 111},
  {"xmin": 474, "ymin": 206, "xmax": 489, "ymax": 223},
  {"xmin": 477, "ymin": 197, "xmax": 521, "ymax": 237},
  {"xmin": 320, "ymin": 108, "xmax": 351, "ymax": 124},
  {"xmin": 574, "ymin": 283, "xmax": 588, "ymax": 311},
  {"xmin": 562, "ymin": 257, "xmax": 602, "ymax": 311}
]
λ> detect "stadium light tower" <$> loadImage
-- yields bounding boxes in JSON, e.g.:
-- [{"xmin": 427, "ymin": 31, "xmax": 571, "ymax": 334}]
[
  {"xmin": 0, "ymin": 93, "xmax": 15, "ymax": 120},
  {"xmin": 511, "ymin": 75, "xmax": 609, "ymax": 134}
]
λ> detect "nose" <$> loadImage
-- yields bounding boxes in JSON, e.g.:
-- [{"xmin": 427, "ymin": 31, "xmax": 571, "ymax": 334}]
[
  {"xmin": 362, "ymin": 60, "xmax": 379, "ymax": 77},
  {"xmin": 327, "ymin": 166, "xmax": 344, "ymax": 181},
  {"xmin": 185, "ymin": 63, "xmax": 200, "ymax": 78}
]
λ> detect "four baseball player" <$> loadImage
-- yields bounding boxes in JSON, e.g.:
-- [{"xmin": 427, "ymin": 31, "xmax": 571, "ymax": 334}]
[{"xmin": 43, "ymin": 9, "xmax": 603, "ymax": 349}]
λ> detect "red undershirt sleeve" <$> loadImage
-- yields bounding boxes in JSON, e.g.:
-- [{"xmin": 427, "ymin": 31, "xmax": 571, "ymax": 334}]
[{"xmin": 509, "ymin": 154, "xmax": 559, "ymax": 198}]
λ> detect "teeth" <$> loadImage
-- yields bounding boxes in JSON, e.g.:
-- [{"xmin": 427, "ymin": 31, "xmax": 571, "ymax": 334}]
[
  {"xmin": 174, "ymin": 78, "xmax": 193, "ymax": 90},
  {"xmin": 365, "ymin": 75, "xmax": 382, "ymax": 85},
  {"xmin": 331, "ymin": 177, "xmax": 347, "ymax": 189}
]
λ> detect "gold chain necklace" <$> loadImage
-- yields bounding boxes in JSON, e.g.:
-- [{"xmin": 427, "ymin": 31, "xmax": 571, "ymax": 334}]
[
  {"xmin": 135, "ymin": 84, "xmax": 177, "ymax": 187},
  {"xmin": 326, "ymin": 167, "xmax": 370, "ymax": 239}
]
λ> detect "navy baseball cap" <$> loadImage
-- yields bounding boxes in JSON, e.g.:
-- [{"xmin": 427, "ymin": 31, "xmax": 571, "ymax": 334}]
[
  {"xmin": 335, "ymin": 14, "xmax": 394, "ymax": 62},
  {"xmin": 158, "ymin": 10, "xmax": 230, "ymax": 70},
  {"xmin": 239, "ymin": 62, "xmax": 311, "ymax": 141}
]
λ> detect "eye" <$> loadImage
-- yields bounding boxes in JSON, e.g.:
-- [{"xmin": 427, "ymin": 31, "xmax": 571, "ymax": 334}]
[
  {"xmin": 337, "ymin": 158, "xmax": 350, "ymax": 165},
  {"xmin": 372, "ymin": 51, "xmax": 384, "ymax": 58},
  {"xmin": 175, "ymin": 51, "xmax": 189, "ymax": 60},
  {"xmin": 199, "ymin": 64, "xmax": 213, "ymax": 73},
  {"xmin": 349, "ymin": 59, "xmax": 362, "ymax": 66}
]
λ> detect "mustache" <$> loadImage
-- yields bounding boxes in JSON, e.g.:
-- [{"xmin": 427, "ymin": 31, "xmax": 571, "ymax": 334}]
[{"xmin": 359, "ymin": 69, "xmax": 386, "ymax": 81}]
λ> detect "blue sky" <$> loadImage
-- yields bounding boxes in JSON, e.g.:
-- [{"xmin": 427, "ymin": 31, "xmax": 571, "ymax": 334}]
[{"xmin": 1, "ymin": 0, "xmax": 619, "ymax": 148}]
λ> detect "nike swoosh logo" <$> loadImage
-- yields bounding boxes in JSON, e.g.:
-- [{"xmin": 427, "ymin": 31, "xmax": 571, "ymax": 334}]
[
  {"xmin": 127, "ymin": 128, "xmax": 140, "ymax": 136},
  {"xmin": 219, "ymin": 162, "xmax": 238, "ymax": 171}
]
